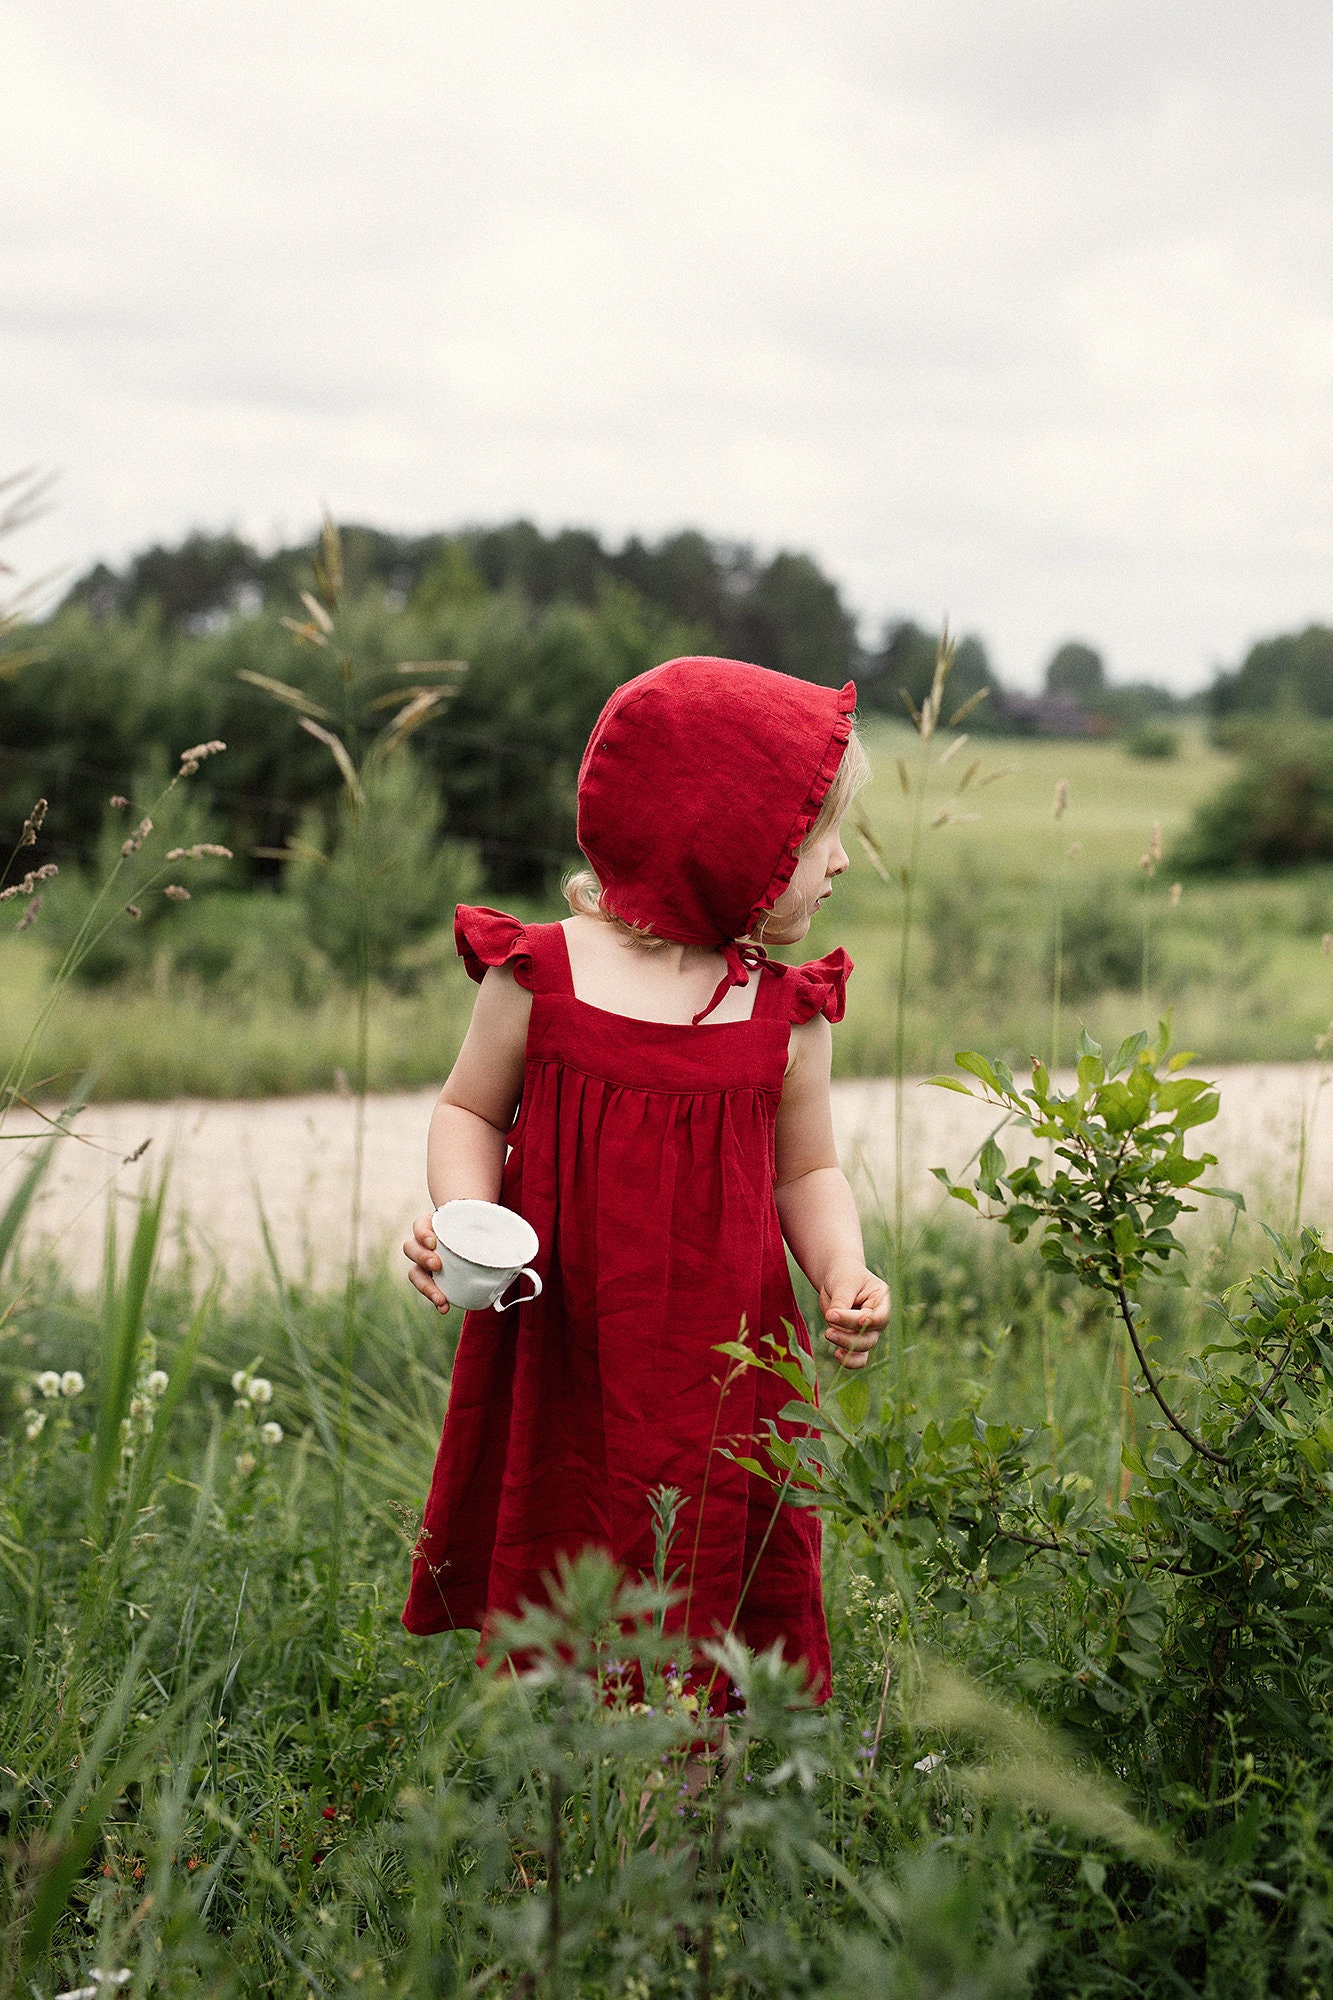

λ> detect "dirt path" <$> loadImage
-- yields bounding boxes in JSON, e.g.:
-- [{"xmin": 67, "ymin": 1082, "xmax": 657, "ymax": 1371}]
[{"xmin": 7, "ymin": 1064, "xmax": 1331, "ymax": 1293}]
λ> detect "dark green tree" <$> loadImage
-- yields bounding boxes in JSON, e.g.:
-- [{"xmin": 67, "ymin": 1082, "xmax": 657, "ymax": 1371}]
[
  {"xmin": 1045, "ymin": 640, "xmax": 1106, "ymax": 703},
  {"xmin": 862, "ymin": 621, "xmax": 1002, "ymax": 729},
  {"xmin": 1211, "ymin": 625, "xmax": 1333, "ymax": 720}
]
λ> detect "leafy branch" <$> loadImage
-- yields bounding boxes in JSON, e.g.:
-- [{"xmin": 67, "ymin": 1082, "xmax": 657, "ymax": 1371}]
[{"xmin": 930, "ymin": 1023, "xmax": 1241, "ymax": 1464}]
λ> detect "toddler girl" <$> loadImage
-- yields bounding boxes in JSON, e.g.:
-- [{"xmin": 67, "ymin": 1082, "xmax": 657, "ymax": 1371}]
[{"xmin": 401, "ymin": 655, "xmax": 890, "ymax": 1706}]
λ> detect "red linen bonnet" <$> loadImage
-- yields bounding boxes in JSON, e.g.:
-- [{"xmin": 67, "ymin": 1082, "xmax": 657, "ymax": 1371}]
[{"xmin": 576, "ymin": 656, "xmax": 856, "ymax": 948}]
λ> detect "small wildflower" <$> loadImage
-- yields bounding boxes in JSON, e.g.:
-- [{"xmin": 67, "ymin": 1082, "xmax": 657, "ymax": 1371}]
[
  {"xmin": 163, "ymin": 884, "xmax": 190, "ymax": 901},
  {"xmin": 235, "ymin": 1451, "xmax": 257, "ymax": 1476},
  {"xmin": 60, "ymin": 1370, "xmax": 84, "ymax": 1398},
  {"xmin": 36, "ymin": 1370, "xmax": 61, "ymax": 1399},
  {"xmin": 247, "ymin": 1376, "xmax": 273, "ymax": 1405},
  {"xmin": 1053, "ymin": 778, "xmax": 1070, "ymax": 819},
  {"xmin": 110, "ymin": 794, "xmax": 129, "ymax": 810},
  {"xmin": 129, "ymin": 1396, "xmax": 149, "ymax": 1420},
  {"xmin": 25, "ymin": 1411, "xmax": 46, "ymax": 1441},
  {"xmin": 19, "ymin": 798, "xmax": 47, "ymax": 846},
  {"xmin": 260, "ymin": 1420, "xmax": 283, "ymax": 1445},
  {"xmin": 145, "ymin": 1369, "xmax": 169, "ymax": 1396},
  {"xmin": 231, "ymin": 1369, "xmax": 249, "ymax": 1393},
  {"xmin": 1169, "ymin": 881, "xmax": 1182, "ymax": 907}
]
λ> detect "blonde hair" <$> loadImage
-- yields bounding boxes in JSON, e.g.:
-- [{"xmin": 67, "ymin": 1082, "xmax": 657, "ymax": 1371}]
[{"xmin": 564, "ymin": 724, "xmax": 870, "ymax": 949}]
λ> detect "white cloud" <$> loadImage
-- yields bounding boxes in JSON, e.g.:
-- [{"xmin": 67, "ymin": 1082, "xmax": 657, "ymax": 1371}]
[{"xmin": 4, "ymin": 0, "xmax": 1333, "ymax": 686}]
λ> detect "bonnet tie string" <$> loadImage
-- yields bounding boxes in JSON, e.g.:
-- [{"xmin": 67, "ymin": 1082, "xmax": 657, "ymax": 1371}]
[{"xmin": 691, "ymin": 940, "xmax": 773, "ymax": 1026}]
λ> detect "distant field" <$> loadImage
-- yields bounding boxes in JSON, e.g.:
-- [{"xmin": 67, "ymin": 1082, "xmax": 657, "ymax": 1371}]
[
  {"xmin": 808, "ymin": 719, "xmax": 1333, "ymax": 1076},
  {"xmin": 3, "ymin": 719, "xmax": 1332, "ymax": 1098}
]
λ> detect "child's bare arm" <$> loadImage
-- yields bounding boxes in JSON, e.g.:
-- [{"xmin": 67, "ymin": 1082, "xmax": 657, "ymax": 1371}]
[
  {"xmin": 774, "ymin": 1015, "xmax": 890, "ymax": 1369},
  {"xmin": 405, "ymin": 967, "xmax": 532, "ymax": 1310}
]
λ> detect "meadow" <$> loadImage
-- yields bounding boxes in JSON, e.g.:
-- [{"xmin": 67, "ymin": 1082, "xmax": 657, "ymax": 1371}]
[
  {"xmin": 10, "ymin": 1136, "xmax": 1333, "ymax": 1999},
  {"xmin": 10, "ymin": 622, "xmax": 1333, "ymax": 1997},
  {"xmin": 4, "ymin": 717, "xmax": 1333, "ymax": 1101}
]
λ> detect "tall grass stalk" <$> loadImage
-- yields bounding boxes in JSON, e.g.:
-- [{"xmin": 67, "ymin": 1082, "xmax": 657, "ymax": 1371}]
[
  {"xmin": 857, "ymin": 628, "xmax": 1000, "ymax": 1383},
  {"xmin": 252, "ymin": 517, "xmax": 466, "ymax": 1675}
]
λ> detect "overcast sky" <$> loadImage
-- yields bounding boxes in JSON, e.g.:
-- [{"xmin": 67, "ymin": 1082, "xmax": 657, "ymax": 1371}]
[{"xmin": 5, "ymin": 1, "xmax": 1333, "ymax": 689}]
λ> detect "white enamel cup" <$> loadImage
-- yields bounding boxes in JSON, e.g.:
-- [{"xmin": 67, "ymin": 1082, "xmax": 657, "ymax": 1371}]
[{"xmin": 430, "ymin": 1199, "xmax": 543, "ymax": 1312}]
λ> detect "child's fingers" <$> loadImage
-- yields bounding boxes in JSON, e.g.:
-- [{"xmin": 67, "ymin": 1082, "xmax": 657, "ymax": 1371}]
[
  {"xmin": 407, "ymin": 1263, "xmax": 451, "ymax": 1313},
  {"xmin": 403, "ymin": 1225, "xmax": 450, "ymax": 1313}
]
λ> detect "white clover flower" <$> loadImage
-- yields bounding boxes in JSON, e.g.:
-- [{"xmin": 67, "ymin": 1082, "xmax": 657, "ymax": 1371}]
[
  {"xmin": 231, "ymin": 1368, "xmax": 249, "ymax": 1393},
  {"xmin": 36, "ymin": 1370, "xmax": 61, "ymax": 1399},
  {"xmin": 25, "ymin": 1411, "xmax": 46, "ymax": 1442},
  {"xmin": 247, "ymin": 1377, "xmax": 273, "ymax": 1405},
  {"xmin": 60, "ymin": 1370, "xmax": 85, "ymax": 1399},
  {"xmin": 260, "ymin": 1420, "xmax": 283, "ymax": 1446},
  {"xmin": 145, "ymin": 1369, "xmax": 169, "ymax": 1396},
  {"xmin": 129, "ymin": 1396, "xmax": 149, "ymax": 1420},
  {"xmin": 235, "ymin": 1451, "xmax": 257, "ymax": 1476}
]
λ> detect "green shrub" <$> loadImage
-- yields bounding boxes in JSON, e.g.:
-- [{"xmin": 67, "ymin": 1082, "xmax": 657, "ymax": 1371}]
[
  {"xmin": 288, "ymin": 746, "xmax": 476, "ymax": 989},
  {"xmin": 1177, "ymin": 723, "xmax": 1333, "ymax": 870},
  {"xmin": 1123, "ymin": 724, "xmax": 1179, "ymax": 761}
]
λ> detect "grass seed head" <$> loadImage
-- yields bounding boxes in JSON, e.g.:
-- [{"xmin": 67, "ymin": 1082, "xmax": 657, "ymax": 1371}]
[
  {"xmin": 15, "ymin": 891, "xmax": 43, "ymax": 930},
  {"xmin": 1170, "ymin": 882, "xmax": 1183, "ymax": 907},
  {"xmin": 163, "ymin": 883, "xmax": 190, "ymax": 901},
  {"xmin": 1053, "ymin": 778, "xmax": 1070, "ymax": 819},
  {"xmin": 178, "ymin": 739, "xmax": 226, "ymax": 776},
  {"xmin": 110, "ymin": 794, "xmax": 129, "ymax": 809},
  {"xmin": 19, "ymin": 797, "xmax": 47, "ymax": 845}
]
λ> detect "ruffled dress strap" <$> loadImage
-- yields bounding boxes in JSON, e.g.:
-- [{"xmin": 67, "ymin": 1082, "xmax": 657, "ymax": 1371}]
[
  {"xmin": 781, "ymin": 946, "xmax": 853, "ymax": 1025},
  {"xmin": 454, "ymin": 905, "xmax": 536, "ymax": 992}
]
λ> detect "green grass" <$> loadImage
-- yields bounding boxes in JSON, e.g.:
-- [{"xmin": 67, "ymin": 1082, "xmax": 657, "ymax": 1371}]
[
  {"xmin": 4, "ymin": 721, "xmax": 1333, "ymax": 1098},
  {"xmin": 808, "ymin": 720, "xmax": 1333, "ymax": 1076},
  {"xmin": 6, "ymin": 1188, "xmax": 1331, "ymax": 1999}
]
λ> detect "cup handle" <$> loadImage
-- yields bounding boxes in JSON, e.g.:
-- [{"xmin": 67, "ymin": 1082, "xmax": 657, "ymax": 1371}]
[{"xmin": 493, "ymin": 1266, "xmax": 542, "ymax": 1312}]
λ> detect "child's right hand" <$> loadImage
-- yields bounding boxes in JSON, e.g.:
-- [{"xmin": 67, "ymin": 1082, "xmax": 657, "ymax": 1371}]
[{"xmin": 404, "ymin": 1215, "xmax": 451, "ymax": 1313}]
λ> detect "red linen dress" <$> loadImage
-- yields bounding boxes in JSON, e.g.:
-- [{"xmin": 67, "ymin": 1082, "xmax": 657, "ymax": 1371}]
[{"xmin": 402, "ymin": 909, "xmax": 852, "ymax": 1704}]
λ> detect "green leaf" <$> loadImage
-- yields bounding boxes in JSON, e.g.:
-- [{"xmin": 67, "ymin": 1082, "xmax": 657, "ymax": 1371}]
[
  {"xmin": 1200, "ymin": 1185, "xmax": 1246, "ymax": 1212},
  {"xmin": 1109, "ymin": 1030, "xmax": 1149, "ymax": 1077},
  {"xmin": 986, "ymin": 1536, "xmax": 1028, "ymax": 1577},
  {"xmin": 955, "ymin": 1051, "xmax": 1000, "ymax": 1091},
  {"xmin": 837, "ymin": 1373, "xmax": 871, "ymax": 1427},
  {"xmin": 928, "ymin": 1076, "xmax": 976, "ymax": 1096},
  {"xmin": 1076, "ymin": 1028, "xmax": 1103, "ymax": 1061}
]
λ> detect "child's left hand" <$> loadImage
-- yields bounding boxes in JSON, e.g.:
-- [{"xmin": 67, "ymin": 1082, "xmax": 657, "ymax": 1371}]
[{"xmin": 818, "ymin": 1264, "xmax": 890, "ymax": 1369}]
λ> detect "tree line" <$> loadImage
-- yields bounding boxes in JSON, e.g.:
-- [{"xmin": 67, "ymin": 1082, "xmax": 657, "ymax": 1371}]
[{"xmin": 8, "ymin": 517, "xmax": 1328, "ymax": 898}]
